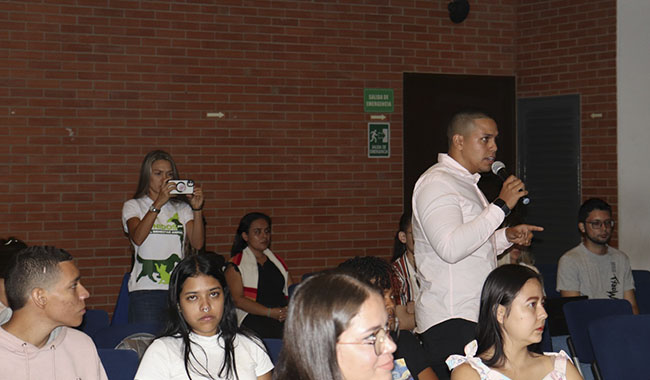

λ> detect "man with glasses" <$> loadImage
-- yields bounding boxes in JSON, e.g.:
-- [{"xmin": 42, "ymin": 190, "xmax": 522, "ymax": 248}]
[{"xmin": 557, "ymin": 198, "xmax": 639, "ymax": 314}]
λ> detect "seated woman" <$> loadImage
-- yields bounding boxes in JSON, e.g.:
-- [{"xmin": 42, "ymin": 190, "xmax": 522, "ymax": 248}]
[
  {"xmin": 272, "ymin": 272, "xmax": 397, "ymax": 380},
  {"xmin": 135, "ymin": 253, "xmax": 273, "ymax": 380},
  {"xmin": 447, "ymin": 264, "xmax": 582, "ymax": 380},
  {"xmin": 391, "ymin": 211, "xmax": 419, "ymax": 332},
  {"xmin": 225, "ymin": 212, "xmax": 291, "ymax": 339},
  {"xmin": 338, "ymin": 256, "xmax": 439, "ymax": 380}
]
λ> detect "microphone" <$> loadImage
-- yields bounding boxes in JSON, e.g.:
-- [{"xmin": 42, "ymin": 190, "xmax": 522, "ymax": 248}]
[{"xmin": 491, "ymin": 161, "xmax": 530, "ymax": 205}]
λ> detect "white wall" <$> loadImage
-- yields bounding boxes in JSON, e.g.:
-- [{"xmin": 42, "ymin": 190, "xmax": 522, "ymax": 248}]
[{"xmin": 618, "ymin": 0, "xmax": 650, "ymax": 270}]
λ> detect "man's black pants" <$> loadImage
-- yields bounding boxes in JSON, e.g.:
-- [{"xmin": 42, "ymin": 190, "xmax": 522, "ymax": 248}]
[{"xmin": 419, "ymin": 318, "xmax": 477, "ymax": 380}]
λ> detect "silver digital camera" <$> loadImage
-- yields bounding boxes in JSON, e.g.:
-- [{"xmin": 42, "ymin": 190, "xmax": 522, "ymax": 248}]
[{"xmin": 169, "ymin": 179, "xmax": 195, "ymax": 195}]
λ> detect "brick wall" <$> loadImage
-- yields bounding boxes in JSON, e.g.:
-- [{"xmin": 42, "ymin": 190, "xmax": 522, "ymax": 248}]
[
  {"xmin": 516, "ymin": 0, "xmax": 618, "ymax": 241},
  {"xmin": 2, "ymin": 0, "xmax": 614, "ymax": 312},
  {"xmin": 516, "ymin": 1, "xmax": 617, "ymax": 202}
]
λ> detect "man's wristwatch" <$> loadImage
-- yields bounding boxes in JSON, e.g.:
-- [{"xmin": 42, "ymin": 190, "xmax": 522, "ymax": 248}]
[
  {"xmin": 149, "ymin": 205, "xmax": 161, "ymax": 213},
  {"xmin": 493, "ymin": 198, "xmax": 511, "ymax": 217}
]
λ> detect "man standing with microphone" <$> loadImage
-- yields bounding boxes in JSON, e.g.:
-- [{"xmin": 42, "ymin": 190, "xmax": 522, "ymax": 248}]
[{"xmin": 412, "ymin": 111, "xmax": 543, "ymax": 380}]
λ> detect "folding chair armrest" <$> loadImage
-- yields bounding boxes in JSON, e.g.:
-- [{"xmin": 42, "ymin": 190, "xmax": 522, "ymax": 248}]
[
  {"xmin": 566, "ymin": 336, "xmax": 583, "ymax": 377},
  {"xmin": 591, "ymin": 361, "xmax": 602, "ymax": 380}
]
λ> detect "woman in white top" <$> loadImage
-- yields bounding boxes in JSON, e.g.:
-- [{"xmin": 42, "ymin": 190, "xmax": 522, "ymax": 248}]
[
  {"xmin": 446, "ymin": 265, "xmax": 582, "ymax": 380},
  {"xmin": 122, "ymin": 150, "xmax": 205, "ymax": 324},
  {"xmin": 136, "ymin": 253, "xmax": 273, "ymax": 380}
]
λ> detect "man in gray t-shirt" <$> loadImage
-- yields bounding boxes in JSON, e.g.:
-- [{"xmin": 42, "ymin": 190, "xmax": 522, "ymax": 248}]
[{"xmin": 557, "ymin": 198, "xmax": 639, "ymax": 314}]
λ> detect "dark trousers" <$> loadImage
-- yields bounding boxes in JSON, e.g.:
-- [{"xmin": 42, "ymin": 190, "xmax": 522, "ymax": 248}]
[
  {"xmin": 420, "ymin": 318, "xmax": 477, "ymax": 380},
  {"xmin": 242, "ymin": 314, "xmax": 284, "ymax": 339},
  {"xmin": 128, "ymin": 290, "xmax": 169, "ymax": 324}
]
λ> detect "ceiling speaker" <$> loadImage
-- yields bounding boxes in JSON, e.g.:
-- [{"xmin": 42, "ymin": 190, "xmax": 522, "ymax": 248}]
[{"xmin": 448, "ymin": 0, "xmax": 470, "ymax": 24}]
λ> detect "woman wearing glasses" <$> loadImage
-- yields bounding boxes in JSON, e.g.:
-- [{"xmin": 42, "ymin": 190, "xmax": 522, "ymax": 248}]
[
  {"xmin": 337, "ymin": 256, "xmax": 439, "ymax": 380},
  {"xmin": 272, "ymin": 273, "xmax": 396, "ymax": 380}
]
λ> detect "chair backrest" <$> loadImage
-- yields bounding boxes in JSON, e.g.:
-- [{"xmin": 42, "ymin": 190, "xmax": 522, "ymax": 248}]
[
  {"xmin": 111, "ymin": 273, "xmax": 131, "ymax": 326},
  {"xmin": 544, "ymin": 295, "xmax": 587, "ymax": 336},
  {"xmin": 263, "ymin": 338, "xmax": 283, "ymax": 365},
  {"xmin": 98, "ymin": 348, "xmax": 140, "ymax": 380},
  {"xmin": 115, "ymin": 332, "xmax": 156, "ymax": 359},
  {"xmin": 288, "ymin": 283, "xmax": 298, "ymax": 298},
  {"xmin": 78, "ymin": 309, "xmax": 110, "ymax": 339},
  {"xmin": 563, "ymin": 298, "xmax": 633, "ymax": 363},
  {"xmin": 588, "ymin": 314, "xmax": 650, "ymax": 380},
  {"xmin": 93, "ymin": 322, "xmax": 162, "ymax": 349},
  {"xmin": 632, "ymin": 269, "xmax": 650, "ymax": 314},
  {"xmin": 536, "ymin": 263, "xmax": 561, "ymax": 299}
]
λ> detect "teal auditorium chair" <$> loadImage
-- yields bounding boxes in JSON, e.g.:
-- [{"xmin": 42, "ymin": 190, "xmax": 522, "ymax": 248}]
[
  {"xmin": 111, "ymin": 273, "xmax": 131, "ymax": 326},
  {"xmin": 588, "ymin": 314, "xmax": 650, "ymax": 380},
  {"xmin": 98, "ymin": 348, "xmax": 139, "ymax": 380},
  {"xmin": 263, "ymin": 338, "xmax": 283, "ymax": 364},
  {"xmin": 563, "ymin": 299, "xmax": 633, "ymax": 379},
  {"xmin": 78, "ymin": 309, "xmax": 110, "ymax": 338},
  {"xmin": 536, "ymin": 263, "xmax": 561, "ymax": 298},
  {"xmin": 93, "ymin": 322, "xmax": 162, "ymax": 349},
  {"xmin": 632, "ymin": 270, "xmax": 650, "ymax": 314}
]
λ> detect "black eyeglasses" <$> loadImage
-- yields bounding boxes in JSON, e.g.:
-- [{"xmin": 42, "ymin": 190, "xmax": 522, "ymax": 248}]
[
  {"xmin": 338, "ymin": 323, "xmax": 394, "ymax": 356},
  {"xmin": 585, "ymin": 219, "xmax": 615, "ymax": 229}
]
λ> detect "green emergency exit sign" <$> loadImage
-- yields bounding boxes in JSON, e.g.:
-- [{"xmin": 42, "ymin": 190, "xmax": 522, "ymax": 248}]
[
  {"xmin": 364, "ymin": 88, "xmax": 394, "ymax": 113},
  {"xmin": 368, "ymin": 123, "xmax": 390, "ymax": 158}
]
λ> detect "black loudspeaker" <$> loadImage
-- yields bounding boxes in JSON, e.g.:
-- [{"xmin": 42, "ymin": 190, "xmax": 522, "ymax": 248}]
[{"xmin": 448, "ymin": 0, "xmax": 470, "ymax": 24}]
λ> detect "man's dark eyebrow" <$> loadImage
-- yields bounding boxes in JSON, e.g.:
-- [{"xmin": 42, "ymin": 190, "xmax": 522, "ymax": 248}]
[{"xmin": 68, "ymin": 275, "xmax": 81, "ymax": 286}]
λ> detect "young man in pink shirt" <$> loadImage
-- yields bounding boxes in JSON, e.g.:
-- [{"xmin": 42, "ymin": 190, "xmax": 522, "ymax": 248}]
[{"xmin": 0, "ymin": 245, "xmax": 108, "ymax": 380}]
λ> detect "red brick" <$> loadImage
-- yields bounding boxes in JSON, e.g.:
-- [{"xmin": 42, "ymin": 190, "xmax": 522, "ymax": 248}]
[{"xmin": 0, "ymin": 0, "xmax": 618, "ymax": 310}]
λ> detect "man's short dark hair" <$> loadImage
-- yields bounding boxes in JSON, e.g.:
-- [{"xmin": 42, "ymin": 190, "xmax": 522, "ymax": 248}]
[
  {"xmin": 0, "ymin": 237, "xmax": 27, "ymax": 278},
  {"xmin": 5, "ymin": 246, "xmax": 74, "ymax": 310},
  {"xmin": 447, "ymin": 111, "xmax": 492, "ymax": 147},
  {"xmin": 578, "ymin": 198, "xmax": 612, "ymax": 223}
]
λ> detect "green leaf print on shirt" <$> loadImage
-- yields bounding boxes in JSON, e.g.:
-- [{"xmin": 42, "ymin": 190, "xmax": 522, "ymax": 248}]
[
  {"xmin": 155, "ymin": 263, "xmax": 172, "ymax": 284},
  {"xmin": 136, "ymin": 254, "xmax": 181, "ymax": 284},
  {"xmin": 168, "ymin": 212, "xmax": 185, "ymax": 248}
]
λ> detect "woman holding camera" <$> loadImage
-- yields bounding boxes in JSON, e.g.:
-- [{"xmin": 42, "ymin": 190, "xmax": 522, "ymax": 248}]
[{"xmin": 122, "ymin": 150, "xmax": 205, "ymax": 324}]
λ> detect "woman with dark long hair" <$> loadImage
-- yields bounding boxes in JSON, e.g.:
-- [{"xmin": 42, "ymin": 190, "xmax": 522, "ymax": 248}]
[
  {"xmin": 225, "ymin": 212, "xmax": 291, "ymax": 339},
  {"xmin": 135, "ymin": 253, "xmax": 273, "ymax": 380},
  {"xmin": 391, "ymin": 211, "xmax": 419, "ymax": 331},
  {"xmin": 272, "ymin": 273, "xmax": 396, "ymax": 380},
  {"xmin": 446, "ymin": 265, "xmax": 582, "ymax": 380},
  {"xmin": 122, "ymin": 150, "xmax": 205, "ymax": 324}
]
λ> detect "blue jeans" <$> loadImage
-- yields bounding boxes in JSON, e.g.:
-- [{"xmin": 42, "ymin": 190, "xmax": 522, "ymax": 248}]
[{"xmin": 128, "ymin": 290, "xmax": 169, "ymax": 325}]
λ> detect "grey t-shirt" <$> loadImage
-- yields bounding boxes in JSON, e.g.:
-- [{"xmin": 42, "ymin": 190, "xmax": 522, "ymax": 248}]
[{"xmin": 557, "ymin": 243, "xmax": 635, "ymax": 299}]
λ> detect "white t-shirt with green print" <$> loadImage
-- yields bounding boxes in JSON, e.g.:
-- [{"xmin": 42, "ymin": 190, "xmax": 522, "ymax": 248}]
[{"xmin": 122, "ymin": 196, "xmax": 193, "ymax": 292}]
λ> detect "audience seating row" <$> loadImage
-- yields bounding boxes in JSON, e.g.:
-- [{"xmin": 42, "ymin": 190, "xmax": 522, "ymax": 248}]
[
  {"xmin": 589, "ymin": 314, "xmax": 650, "ymax": 380},
  {"xmin": 563, "ymin": 298, "xmax": 635, "ymax": 380},
  {"xmin": 98, "ymin": 348, "xmax": 139, "ymax": 380},
  {"xmin": 80, "ymin": 269, "xmax": 650, "ymax": 380}
]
